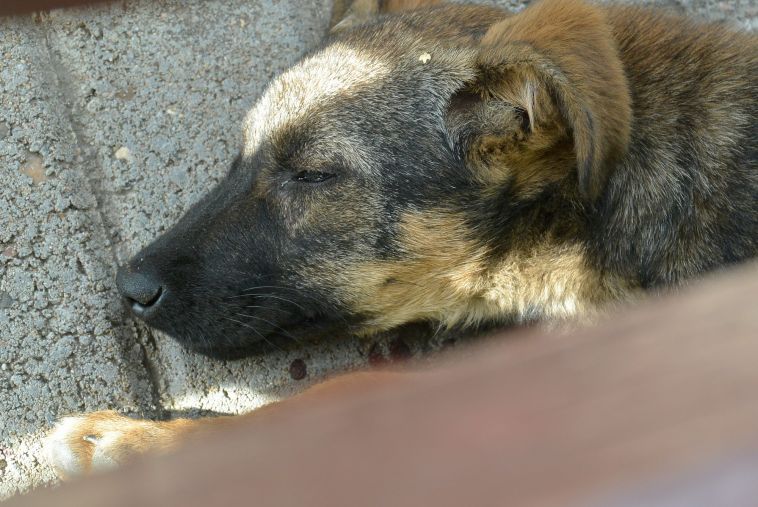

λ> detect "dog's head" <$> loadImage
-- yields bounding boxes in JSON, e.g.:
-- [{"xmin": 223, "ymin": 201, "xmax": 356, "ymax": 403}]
[{"xmin": 117, "ymin": 1, "xmax": 631, "ymax": 358}]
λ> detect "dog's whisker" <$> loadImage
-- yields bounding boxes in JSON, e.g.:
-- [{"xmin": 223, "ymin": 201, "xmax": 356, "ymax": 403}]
[
  {"xmin": 232, "ymin": 283, "xmax": 374, "ymax": 306},
  {"xmin": 218, "ymin": 299, "xmax": 298, "ymax": 320},
  {"xmin": 223, "ymin": 316, "xmax": 283, "ymax": 352},
  {"xmin": 226, "ymin": 290, "xmax": 352, "ymax": 327},
  {"xmin": 234, "ymin": 312, "xmax": 304, "ymax": 345},
  {"xmin": 232, "ymin": 303, "xmax": 292, "ymax": 315},
  {"xmin": 247, "ymin": 293, "xmax": 310, "ymax": 313},
  {"xmin": 238, "ymin": 284, "xmax": 310, "ymax": 293},
  {"xmin": 227, "ymin": 287, "xmax": 334, "ymax": 306}
]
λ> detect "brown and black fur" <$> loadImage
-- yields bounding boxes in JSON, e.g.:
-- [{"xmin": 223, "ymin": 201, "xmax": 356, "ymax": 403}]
[{"xmin": 49, "ymin": 0, "xmax": 756, "ymax": 476}]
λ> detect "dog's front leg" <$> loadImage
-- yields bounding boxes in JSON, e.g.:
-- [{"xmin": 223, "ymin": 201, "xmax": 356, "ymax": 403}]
[
  {"xmin": 46, "ymin": 410, "xmax": 233, "ymax": 478},
  {"xmin": 47, "ymin": 371, "xmax": 407, "ymax": 478}
]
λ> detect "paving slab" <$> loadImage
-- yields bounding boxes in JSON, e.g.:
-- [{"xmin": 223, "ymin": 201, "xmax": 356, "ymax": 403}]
[
  {"xmin": 0, "ymin": 0, "xmax": 755, "ymax": 499},
  {"xmin": 0, "ymin": 17, "xmax": 153, "ymax": 497}
]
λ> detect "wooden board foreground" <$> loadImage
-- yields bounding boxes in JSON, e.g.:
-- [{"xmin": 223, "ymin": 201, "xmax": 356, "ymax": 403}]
[{"xmin": 0, "ymin": 0, "xmax": 110, "ymax": 16}]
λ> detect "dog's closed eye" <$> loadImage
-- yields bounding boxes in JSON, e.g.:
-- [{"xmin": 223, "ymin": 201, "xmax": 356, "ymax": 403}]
[{"xmin": 292, "ymin": 170, "xmax": 337, "ymax": 183}]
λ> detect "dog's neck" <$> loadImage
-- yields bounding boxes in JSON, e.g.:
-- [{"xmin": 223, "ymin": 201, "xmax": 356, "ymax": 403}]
[
  {"xmin": 471, "ymin": 239, "xmax": 635, "ymax": 327},
  {"xmin": 349, "ymin": 206, "xmax": 636, "ymax": 334}
]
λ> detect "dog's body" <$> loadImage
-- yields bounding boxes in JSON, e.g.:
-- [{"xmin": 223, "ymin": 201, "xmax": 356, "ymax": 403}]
[{"xmin": 48, "ymin": 0, "xmax": 756, "ymax": 476}]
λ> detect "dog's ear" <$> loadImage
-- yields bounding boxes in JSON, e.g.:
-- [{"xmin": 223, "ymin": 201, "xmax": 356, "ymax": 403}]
[
  {"xmin": 331, "ymin": 0, "xmax": 442, "ymax": 32},
  {"xmin": 448, "ymin": 0, "xmax": 631, "ymax": 200}
]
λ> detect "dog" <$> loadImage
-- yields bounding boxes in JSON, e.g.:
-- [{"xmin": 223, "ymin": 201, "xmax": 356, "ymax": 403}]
[{"xmin": 47, "ymin": 0, "xmax": 756, "ymax": 477}]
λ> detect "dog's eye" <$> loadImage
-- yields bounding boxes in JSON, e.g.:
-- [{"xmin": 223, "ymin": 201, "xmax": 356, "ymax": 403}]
[{"xmin": 292, "ymin": 170, "xmax": 336, "ymax": 183}]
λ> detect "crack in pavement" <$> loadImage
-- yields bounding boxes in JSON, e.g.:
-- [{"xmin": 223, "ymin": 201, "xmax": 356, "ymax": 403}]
[{"xmin": 37, "ymin": 12, "xmax": 165, "ymax": 418}]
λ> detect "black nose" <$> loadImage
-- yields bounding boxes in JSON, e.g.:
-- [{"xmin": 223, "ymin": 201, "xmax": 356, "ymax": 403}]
[{"xmin": 116, "ymin": 266, "xmax": 165, "ymax": 318}]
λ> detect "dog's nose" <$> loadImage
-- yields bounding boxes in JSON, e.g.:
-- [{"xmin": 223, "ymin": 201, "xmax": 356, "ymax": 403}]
[{"xmin": 116, "ymin": 266, "xmax": 165, "ymax": 318}]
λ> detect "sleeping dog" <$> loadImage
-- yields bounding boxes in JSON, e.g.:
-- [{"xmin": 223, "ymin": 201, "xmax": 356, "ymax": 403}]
[{"xmin": 48, "ymin": 0, "xmax": 757, "ymax": 477}]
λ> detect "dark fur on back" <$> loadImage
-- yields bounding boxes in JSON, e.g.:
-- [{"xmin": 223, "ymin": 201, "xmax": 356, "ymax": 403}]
[{"xmin": 596, "ymin": 6, "xmax": 757, "ymax": 286}]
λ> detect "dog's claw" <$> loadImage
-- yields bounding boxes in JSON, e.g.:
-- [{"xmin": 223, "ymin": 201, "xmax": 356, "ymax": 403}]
[{"xmin": 82, "ymin": 434, "xmax": 100, "ymax": 444}]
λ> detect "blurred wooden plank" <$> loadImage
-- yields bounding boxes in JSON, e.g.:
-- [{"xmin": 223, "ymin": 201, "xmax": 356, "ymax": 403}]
[
  {"xmin": 11, "ymin": 262, "xmax": 758, "ymax": 506},
  {"xmin": 0, "ymin": 0, "xmax": 111, "ymax": 16}
]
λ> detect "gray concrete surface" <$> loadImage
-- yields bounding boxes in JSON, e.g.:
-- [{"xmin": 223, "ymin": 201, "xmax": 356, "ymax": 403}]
[
  {"xmin": 0, "ymin": 0, "xmax": 755, "ymax": 499},
  {"xmin": 0, "ymin": 16, "xmax": 154, "ymax": 495}
]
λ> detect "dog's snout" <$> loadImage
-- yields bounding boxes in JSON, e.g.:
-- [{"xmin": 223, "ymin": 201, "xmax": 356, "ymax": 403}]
[{"xmin": 116, "ymin": 265, "xmax": 165, "ymax": 318}]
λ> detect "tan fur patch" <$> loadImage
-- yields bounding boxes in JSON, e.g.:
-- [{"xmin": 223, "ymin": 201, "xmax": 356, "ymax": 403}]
[
  {"xmin": 483, "ymin": 240, "xmax": 634, "ymax": 324},
  {"xmin": 342, "ymin": 211, "xmax": 487, "ymax": 333},
  {"xmin": 242, "ymin": 45, "xmax": 390, "ymax": 161},
  {"xmin": 344, "ymin": 210, "xmax": 634, "ymax": 334}
]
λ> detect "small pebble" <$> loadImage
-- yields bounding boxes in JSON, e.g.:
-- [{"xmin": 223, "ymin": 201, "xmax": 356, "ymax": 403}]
[
  {"xmin": 289, "ymin": 358, "xmax": 307, "ymax": 380},
  {"xmin": 19, "ymin": 153, "xmax": 46, "ymax": 185},
  {"xmin": 115, "ymin": 146, "xmax": 133, "ymax": 162}
]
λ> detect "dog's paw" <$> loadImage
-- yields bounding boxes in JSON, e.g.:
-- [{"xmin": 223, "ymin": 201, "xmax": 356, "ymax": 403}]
[{"xmin": 46, "ymin": 411, "xmax": 178, "ymax": 479}]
